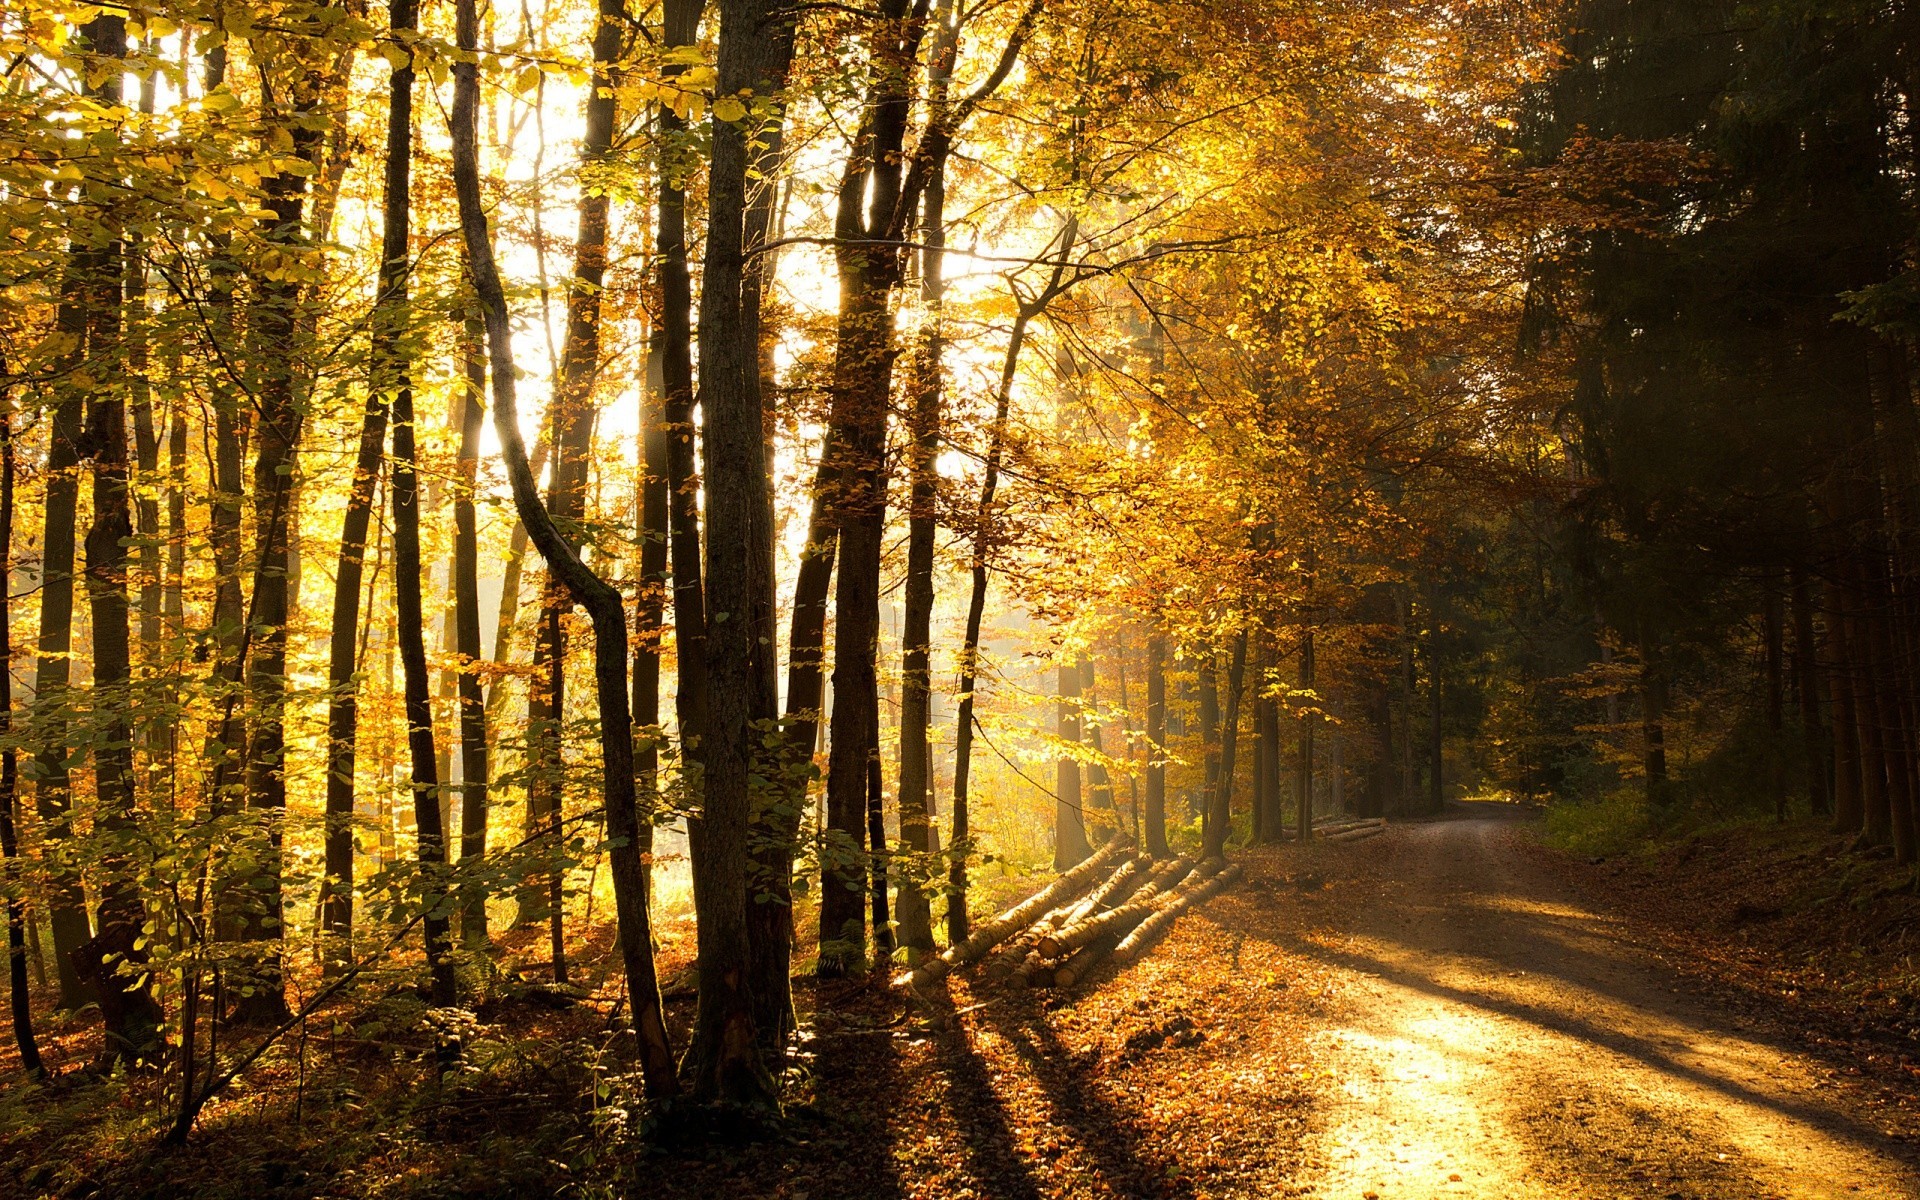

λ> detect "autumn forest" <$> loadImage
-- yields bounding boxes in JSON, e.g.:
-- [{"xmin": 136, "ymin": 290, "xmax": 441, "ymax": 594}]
[{"xmin": 5, "ymin": 0, "xmax": 1920, "ymax": 1196}]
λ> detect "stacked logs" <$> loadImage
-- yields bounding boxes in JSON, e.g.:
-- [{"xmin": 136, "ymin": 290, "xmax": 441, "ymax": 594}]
[
  {"xmin": 902, "ymin": 831, "xmax": 1245, "ymax": 992},
  {"xmin": 1316, "ymin": 817, "xmax": 1386, "ymax": 844}
]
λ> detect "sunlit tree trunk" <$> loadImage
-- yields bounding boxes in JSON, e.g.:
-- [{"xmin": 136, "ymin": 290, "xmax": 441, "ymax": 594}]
[
  {"xmin": 685, "ymin": 0, "xmax": 793, "ymax": 1102},
  {"xmin": 377, "ymin": 9, "xmax": 456, "ymax": 1006},
  {"xmin": 0, "ymin": 403, "xmax": 40, "ymax": 1076},
  {"xmin": 1055, "ymin": 660, "xmax": 1091, "ymax": 869},
  {"xmin": 451, "ymin": 0, "xmax": 679, "ymax": 1098},
  {"xmin": 34, "ymin": 236, "xmax": 94, "ymax": 1012},
  {"xmin": 819, "ymin": 0, "xmax": 930, "ymax": 977},
  {"xmin": 454, "ymin": 317, "xmax": 490, "ymax": 950},
  {"xmin": 1145, "ymin": 632, "xmax": 1169, "ymax": 856},
  {"xmin": 1203, "ymin": 631, "xmax": 1248, "ymax": 859},
  {"xmin": 893, "ymin": 0, "xmax": 958, "ymax": 960}
]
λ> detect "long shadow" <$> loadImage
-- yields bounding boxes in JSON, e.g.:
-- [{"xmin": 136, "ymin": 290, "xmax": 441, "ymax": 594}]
[
  {"xmin": 930, "ymin": 1018, "xmax": 1046, "ymax": 1200},
  {"xmin": 1280, "ymin": 931, "xmax": 1909, "ymax": 1162},
  {"xmin": 980, "ymin": 1001, "xmax": 1179, "ymax": 1198},
  {"xmin": 801, "ymin": 1006, "xmax": 911, "ymax": 1200}
]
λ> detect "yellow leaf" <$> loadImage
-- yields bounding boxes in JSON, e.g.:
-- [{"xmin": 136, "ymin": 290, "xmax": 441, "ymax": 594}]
[
  {"xmin": 712, "ymin": 95, "xmax": 746, "ymax": 123},
  {"xmin": 379, "ymin": 43, "xmax": 410, "ymax": 72},
  {"xmin": 513, "ymin": 64, "xmax": 542, "ymax": 95}
]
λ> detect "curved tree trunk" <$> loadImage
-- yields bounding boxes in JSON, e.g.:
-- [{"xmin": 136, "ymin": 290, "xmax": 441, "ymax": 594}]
[{"xmin": 450, "ymin": 0, "xmax": 678, "ymax": 1098}]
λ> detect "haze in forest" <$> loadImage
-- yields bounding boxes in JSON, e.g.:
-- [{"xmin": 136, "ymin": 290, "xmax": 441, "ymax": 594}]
[{"xmin": 3, "ymin": 1, "xmax": 1920, "ymax": 1197}]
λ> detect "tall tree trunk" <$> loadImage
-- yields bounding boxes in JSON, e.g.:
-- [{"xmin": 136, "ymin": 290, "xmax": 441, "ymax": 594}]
[
  {"xmin": 518, "ymin": 0, "xmax": 636, "ymax": 970},
  {"xmin": 231, "ymin": 17, "xmax": 342, "ymax": 1023},
  {"xmin": 1197, "ymin": 650, "xmax": 1220, "ymax": 832},
  {"xmin": 658, "ymin": 0, "xmax": 710, "ymax": 832},
  {"xmin": 1791, "ymin": 565, "xmax": 1831, "ymax": 816},
  {"xmin": 1765, "ymin": 585, "xmax": 1787, "ymax": 820},
  {"xmin": 1296, "ymin": 630, "xmax": 1316, "ymax": 839},
  {"xmin": 320, "ymin": 49, "xmax": 405, "ymax": 969},
  {"xmin": 34, "ymin": 241, "xmax": 94, "ymax": 1011},
  {"xmin": 1259, "ymin": 656, "xmax": 1286, "ymax": 835},
  {"xmin": 454, "ymin": 316, "xmax": 490, "ymax": 949},
  {"xmin": 1640, "ymin": 637, "xmax": 1671, "ymax": 813},
  {"xmin": 684, "ymin": 0, "xmax": 795, "ymax": 1102},
  {"xmin": 1055, "ymin": 660, "xmax": 1091, "ymax": 868},
  {"xmin": 78, "ymin": 33, "xmax": 165, "ymax": 1054},
  {"xmin": 634, "ymin": 347, "xmax": 669, "ymax": 911},
  {"xmin": 378, "ymin": 11, "xmax": 457, "ymax": 1006},
  {"xmin": 736, "ymin": 0, "xmax": 804, "ymax": 1058},
  {"xmin": 1202, "ymin": 631, "xmax": 1248, "ymax": 859},
  {"xmin": 819, "ymin": 0, "xmax": 934, "ymax": 979},
  {"xmin": 949, "ymin": 223, "xmax": 1074, "ymax": 940},
  {"xmin": 450, "ymin": 0, "xmax": 679, "ymax": 1098},
  {"xmin": 1826, "ymin": 577, "xmax": 1865, "ymax": 832},
  {"xmin": 1145, "ymin": 631, "xmax": 1169, "ymax": 855},
  {"xmin": 0, "ymin": 404, "xmax": 40, "ymax": 1076},
  {"xmin": 893, "ymin": 0, "xmax": 958, "ymax": 960}
]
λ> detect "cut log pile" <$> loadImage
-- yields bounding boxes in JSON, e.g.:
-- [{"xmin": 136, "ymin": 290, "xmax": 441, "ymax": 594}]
[
  {"xmin": 903, "ymin": 831, "xmax": 1246, "ymax": 991},
  {"xmin": 1319, "ymin": 817, "xmax": 1387, "ymax": 843}
]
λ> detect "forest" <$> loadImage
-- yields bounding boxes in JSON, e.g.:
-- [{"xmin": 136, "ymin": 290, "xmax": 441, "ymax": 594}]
[{"xmin": 5, "ymin": 0, "xmax": 1920, "ymax": 1196}]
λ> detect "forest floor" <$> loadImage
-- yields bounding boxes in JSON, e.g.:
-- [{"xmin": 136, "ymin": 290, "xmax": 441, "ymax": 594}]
[{"xmin": 9, "ymin": 801, "xmax": 1920, "ymax": 1198}]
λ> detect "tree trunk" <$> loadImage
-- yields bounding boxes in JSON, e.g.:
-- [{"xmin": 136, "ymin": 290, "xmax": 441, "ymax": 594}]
[
  {"xmin": 1145, "ymin": 632, "xmax": 1169, "ymax": 856},
  {"xmin": 1826, "ymin": 579, "xmax": 1865, "ymax": 833},
  {"xmin": 33, "ymin": 145, "xmax": 100, "ymax": 1017},
  {"xmin": 734, "ymin": 0, "xmax": 804, "ymax": 1058},
  {"xmin": 454, "ymin": 315, "xmax": 490, "ymax": 949},
  {"xmin": 320, "ymin": 21, "xmax": 409, "ymax": 967},
  {"xmin": 78, "ymin": 47, "xmax": 166, "ymax": 1055},
  {"xmin": 231, "ymin": 25, "xmax": 341, "ymax": 1023},
  {"xmin": 0, "ymin": 404, "xmax": 39, "ymax": 1076},
  {"xmin": 1055, "ymin": 660, "xmax": 1091, "ymax": 868},
  {"xmin": 451, "ymin": 0, "xmax": 679, "ymax": 1099},
  {"xmin": 1296, "ymin": 630, "xmax": 1316, "ymax": 839},
  {"xmin": 1792, "ymin": 564, "xmax": 1832, "ymax": 816},
  {"xmin": 819, "ymin": 0, "xmax": 937, "ymax": 979},
  {"xmin": 634, "ymin": 348, "xmax": 669, "ymax": 917},
  {"xmin": 1197, "ymin": 650, "xmax": 1220, "ymax": 833},
  {"xmin": 683, "ymin": 0, "xmax": 792, "ymax": 1104},
  {"xmin": 1203, "ymin": 631, "xmax": 1248, "ymax": 859},
  {"xmin": 377, "ymin": 13, "xmax": 456, "ymax": 1006},
  {"xmin": 893, "ymin": 2, "xmax": 957, "ymax": 959}
]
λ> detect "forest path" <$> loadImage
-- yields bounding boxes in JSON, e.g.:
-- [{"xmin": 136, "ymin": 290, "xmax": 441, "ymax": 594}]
[{"xmin": 1287, "ymin": 802, "xmax": 1918, "ymax": 1199}]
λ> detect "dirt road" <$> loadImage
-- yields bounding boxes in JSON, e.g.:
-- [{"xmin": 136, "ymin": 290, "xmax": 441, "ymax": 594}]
[{"xmin": 1286, "ymin": 803, "xmax": 1920, "ymax": 1199}]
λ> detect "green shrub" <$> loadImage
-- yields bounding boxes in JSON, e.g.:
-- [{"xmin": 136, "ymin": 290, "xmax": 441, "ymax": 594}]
[{"xmin": 1543, "ymin": 788, "xmax": 1649, "ymax": 859}]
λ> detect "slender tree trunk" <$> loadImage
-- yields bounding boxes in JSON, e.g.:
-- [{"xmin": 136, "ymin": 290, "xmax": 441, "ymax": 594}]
[
  {"xmin": 320, "ymin": 31, "xmax": 407, "ymax": 967},
  {"xmin": 1055, "ymin": 660, "xmax": 1091, "ymax": 868},
  {"xmin": 231, "ymin": 25, "xmax": 339, "ymax": 1023},
  {"xmin": 658, "ymin": 0, "xmax": 710, "ymax": 824},
  {"xmin": 1640, "ymin": 638, "xmax": 1671, "ymax": 813},
  {"xmin": 1791, "ymin": 565, "xmax": 1832, "ymax": 816},
  {"xmin": 682, "ymin": 0, "xmax": 792, "ymax": 1102},
  {"xmin": 735, "ymin": 0, "xmax": 804, "ymax": 1057},
  {"xmin": 1145, "ymin": 631, "xmax": 1169, "ymax": 856},
  {"xmin": 948, "ymin": 232, "xmax": 1071, "ymax": 941},
  {"xmin": 1296, "ymin": 630, "xmax": 1316, "ymax": 839},
  {"xmin": 78, "ymin": 50, "xmax": 165, "ymax": 1056},
  {"xmin": 1827, "ymin": 577, "xmax": 1866, "ymax": 832},
  {"xmin": 450, "ymin": 0, "xmax": 679, "ymax": 1098},
  {"xmin": 376, "ymin": 14, "xmax": 456, "ymax": 1005},
  {"xmin": 1765, "ymin": 585, "xmax": 1788, "ymax": 820},
  {"xmin": 1203, "ymin": 631, "xmax": 1248, "ymax": 859},
  {"xmin": 34, "ymin": 257, "xmax": 93, "ymax": 1010},
  {"xmin": 634, "ymin": 346, "xmax": 669, "ymax": 910},
  {"xmin": 1197, "ymin": 650, "xmax": 1220, "ymax": 833},
  {"xmin": 893, "ymin": 1, "xmax": 957, "ymax": 959},
  {"xmin": 0, "ymin": 404, "xmax": 39, "ymax": 1076},
  {"xmin": 819, "ymin": 0, "xmax": 932, "ymax": 978},
  {"xmin": 454, "ymin": 316, "xmax": 490, "ymax": 949}
]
